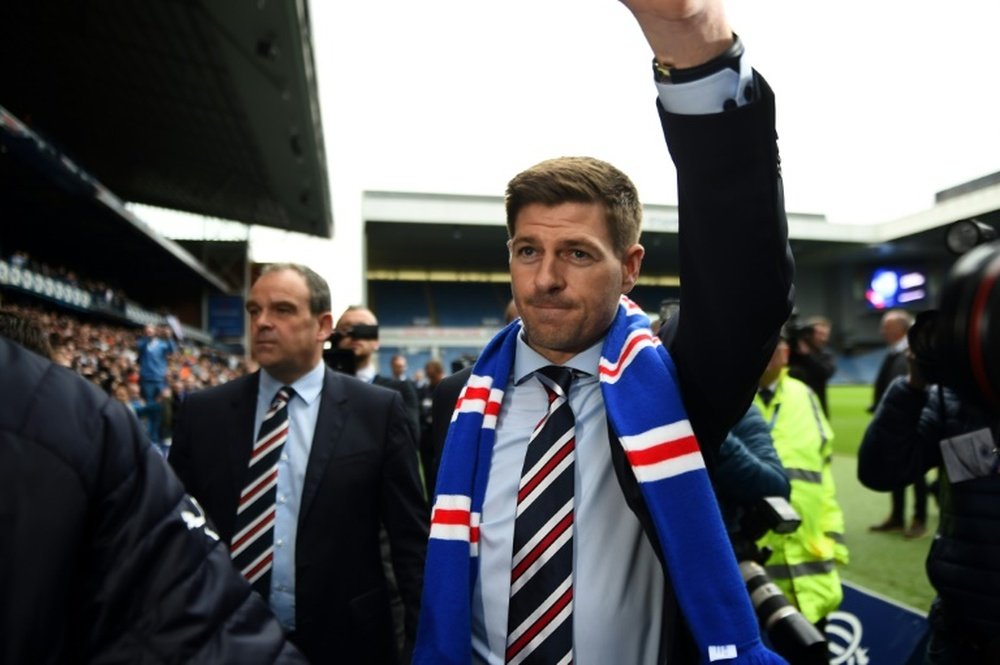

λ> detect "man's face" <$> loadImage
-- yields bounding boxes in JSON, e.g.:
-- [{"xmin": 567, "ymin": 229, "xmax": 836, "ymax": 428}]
[
  {"xmin": 246, "ymin": 269, "xmax": 332, "ymax": 384},
  {"xmin": 880, "ymin": 316, "xmax": 906, "ymax": 345},
  {"xmin": 335, "ymin": 308, "xmax": 379, "ymax": 361},
  {"xmin": 391, "ymin": 356, "xmax": 407, "ymax": 378},
  {"xmin": 509, "ymin": 202, "xmax": 643, "ymax": 365},
  {"xmin": 812, "ymin": 323, "xmax": 831, "ymax": 347}
]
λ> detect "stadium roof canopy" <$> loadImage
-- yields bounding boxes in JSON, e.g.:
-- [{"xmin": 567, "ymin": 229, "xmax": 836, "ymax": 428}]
[
  {"xmin": 0, "ymin": 1, "xmax": 331, "ymax": 238},
  {"xmin": 361, "ymin": 182, "xmax": 1000, "ymax": 280}
]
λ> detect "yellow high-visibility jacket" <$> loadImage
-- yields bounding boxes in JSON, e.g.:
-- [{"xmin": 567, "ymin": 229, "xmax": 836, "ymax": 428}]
[{"xmin": 755, "ymin": 369, "xmax": 848, "ymax": 623}]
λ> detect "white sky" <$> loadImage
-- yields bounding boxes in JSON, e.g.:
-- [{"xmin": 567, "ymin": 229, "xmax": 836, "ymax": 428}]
[
  {"xmin": 139, "ymin": 1, "xmax": 1000, "ymax": 311},
  {"xmin": 312, "ymin": 0, "xmax": 1000, "ymax": 227}
]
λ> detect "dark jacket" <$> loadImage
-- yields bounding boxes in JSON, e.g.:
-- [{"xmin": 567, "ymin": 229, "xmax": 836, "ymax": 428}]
[
  {"xmin": 430, "ymin": 73, "xmax": 794, "ymax": 664},
  {"xmin": 869, "ymin": 348, "xmax": 908, "ymax": 412},
  {"xmin": 714, "ymin": 404, "xmax": 790, "ymax": 533},
  {"xmin": 169, "ymin": 369, "xmax": 429, "ymax": 665},
  {"xmin": 858, "ymin": 377, "xmax": 1000, "ymax": 638},
  {"xmin": 0, "ymin": 337, "xmax": 304, "ymax": 664}
]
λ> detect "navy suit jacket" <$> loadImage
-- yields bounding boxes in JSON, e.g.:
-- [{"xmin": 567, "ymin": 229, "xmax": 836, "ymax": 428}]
[{"xmin": 170, "ymin": 367, "xmax": 429, "ymax": 665}]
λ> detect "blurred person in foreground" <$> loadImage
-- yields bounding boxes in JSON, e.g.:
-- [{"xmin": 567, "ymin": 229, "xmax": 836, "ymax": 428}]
[
  {"xmin": 416, "ymin": 0, "xmax": 794, "ymax": 662},
  {"xmin": 858, "ymin": 310, "xmax": 1000, "ymax": 663},
  {"xmin": 0, "ymin": 331, "xmax": 304, "ymax": 664}
]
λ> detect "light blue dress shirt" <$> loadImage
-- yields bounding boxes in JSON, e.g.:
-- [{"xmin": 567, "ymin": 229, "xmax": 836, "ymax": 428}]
[
  {"xmin": 471, "ymin": 334, "xmax": 665, "ymax": 665},
  {"xmin": 470, "ymin": 52, "xmax": 751, "ymax": 664},
  {"xmin": 256, "ymin": 360, "xmax": 326, "ymax": 630}
]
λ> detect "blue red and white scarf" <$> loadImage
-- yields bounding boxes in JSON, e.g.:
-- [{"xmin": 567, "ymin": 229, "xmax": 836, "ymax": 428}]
[{"xmin": 413, "ymin": 296, "xmax": 785, "ymax": 665}]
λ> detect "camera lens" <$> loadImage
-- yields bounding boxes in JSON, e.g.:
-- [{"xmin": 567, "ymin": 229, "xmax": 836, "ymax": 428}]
[
  {"xmin": 939, "ymin": 240, "xmax": 1000, "ymax": 412},
  {"xmin": 739, "ymin": 561, "xmax": 829, "ymax": 665}
]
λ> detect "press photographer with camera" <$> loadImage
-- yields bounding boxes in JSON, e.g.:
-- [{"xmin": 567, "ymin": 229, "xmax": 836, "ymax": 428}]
[
  {"xmin": 858, "ymin": 235, "xmax": 1000, "ymax": 663},
  {"xmin": 331, "ymin": 305, "xmax": 420, "ymax": 443},
  {"xmin": 754, "ymin": 329, "xmax": 849, "ymax": 648},
  {"xmin": 786, "ymin": 314, "xmax": 837, "ymax": 417}
]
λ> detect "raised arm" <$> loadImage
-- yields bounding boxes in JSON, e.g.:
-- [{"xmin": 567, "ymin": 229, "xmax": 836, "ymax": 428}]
[{"xmin": 623, "ymin": 0, "xmax": 795, "ymax": 462}]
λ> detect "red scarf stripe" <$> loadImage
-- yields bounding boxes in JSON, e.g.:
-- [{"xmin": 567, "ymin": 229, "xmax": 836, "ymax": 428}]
[
  {"xmin": 429, "ymin": 494, "xmax": 480, "ymax": 547},
  {"xmin": 598, "ymin": 329, "xmax": 659, "ymax": 381},
  {"xmin": 626, "ymin": 434, "xmax": 700, "ymax": 467}
]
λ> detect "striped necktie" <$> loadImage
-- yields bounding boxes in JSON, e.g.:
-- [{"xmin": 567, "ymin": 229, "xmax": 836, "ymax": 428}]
[
  {"xmin": 230, "ymin": 385, "xmax": 294, "ymax": 596},
  {"xmin": 506, "ymin": 365, "xmax": 576, "ymax": 665}
]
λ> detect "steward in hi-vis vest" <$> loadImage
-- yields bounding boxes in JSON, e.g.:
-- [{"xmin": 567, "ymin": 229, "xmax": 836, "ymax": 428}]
[{"xmin": 755, "ymin": 359, "xmax": 848, "ymax": 625}]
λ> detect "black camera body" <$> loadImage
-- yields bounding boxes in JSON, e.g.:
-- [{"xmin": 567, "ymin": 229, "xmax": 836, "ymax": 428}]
[
  {"xmin": 936, "ymin": 239, "xmax": 1000, "ymax": 415},
  {"xmin": 782, "ymin": 312, "xmax": 817, "ymax": 351},
  {"xmin": 730, "ymin": 497, "xmax": 829, "ymax": 665},
  {"xmin": 907, "ymin": 232, "xmax": 1000, "ymax": 415},
  {"xmin": 323, "ymin": 324, "xmax": 379, "ymax": 376}
]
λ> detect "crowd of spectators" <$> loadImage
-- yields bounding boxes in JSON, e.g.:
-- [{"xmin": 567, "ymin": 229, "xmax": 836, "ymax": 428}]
[{"xmin": 1, "ymin": 301, "xmax": 251, "ymax": 452}]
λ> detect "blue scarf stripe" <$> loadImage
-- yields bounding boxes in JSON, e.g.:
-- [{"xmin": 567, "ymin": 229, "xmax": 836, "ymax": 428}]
[{"xmin": 414, "ymin": 299, "xmax": 786, "ymax": 665}]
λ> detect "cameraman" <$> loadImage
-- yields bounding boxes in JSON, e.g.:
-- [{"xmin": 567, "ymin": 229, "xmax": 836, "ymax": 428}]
[
  {"xmin": 787, "ymin": 315, "xmax": 837, "ymax": 417},
  {"xmin": 333, "ymin": 305, "xmax": 420, "ymax": 443},
  {"xmin": 755, "ymin": 332, "xmax": 849, "ymax": 635},
  {"xmin": 858, "ymin": 310, "xmax": 1000, "ymax": 663}
]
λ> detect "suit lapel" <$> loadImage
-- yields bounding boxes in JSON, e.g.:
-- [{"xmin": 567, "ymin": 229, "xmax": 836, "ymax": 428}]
[
  {"xmin": 299, "ymin": 367, "xmax": 348, "ymax": 525},
  {"xmin": 227, "ymin": 372, "xmax": 261, "ymax": 505}
]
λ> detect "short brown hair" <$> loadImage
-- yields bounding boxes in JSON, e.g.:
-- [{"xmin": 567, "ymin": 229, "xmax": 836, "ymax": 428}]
[{"xmin": 505, "ymin": 156, "xmax": 642, "ymax": 257}]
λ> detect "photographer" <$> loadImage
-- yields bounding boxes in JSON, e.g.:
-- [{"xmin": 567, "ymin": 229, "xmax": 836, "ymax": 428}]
[
  {"xmin": 332, "ymin": 305, "xmax": 420, "ymax": 442},
  {"xmin": 787, "ymin": 315, "xmax": 837, "ymax": 417},
  {"xmin": 755, "ymin": 331, "xmax": 849, "ymax": 637},
  {"xmin": 858, "ymin": 309, "xmax": 1000, "ymax": 663}
]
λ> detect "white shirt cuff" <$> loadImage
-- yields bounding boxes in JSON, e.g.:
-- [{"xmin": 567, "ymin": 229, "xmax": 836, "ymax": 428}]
[{"xmin": 655, "ymin": 47, "xmax": 754, "ymax": 115}]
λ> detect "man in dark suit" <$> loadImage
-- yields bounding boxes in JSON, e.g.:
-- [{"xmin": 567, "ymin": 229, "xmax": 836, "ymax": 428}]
[
  {"xmin": 868, "ymin": 308, "xmax": 928, "ymax": 537},
  {"xmin": 169, "ymin": 264, "xmax": 428, "ymax": 665},
  {"xmin": 334, "ymin": 305, "xmax": 421, "ymax": 443},
  {"xmin": 421, "ymin": 1, "xmax": 794, "ymax": 661}
]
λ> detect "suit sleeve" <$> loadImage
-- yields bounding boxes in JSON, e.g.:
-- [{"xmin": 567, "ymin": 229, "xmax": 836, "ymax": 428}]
[
  {"xmin": 91, "ymin": 386, "xmax": 306, "ymax": 662},
  {"xmin": 167, "ymin": 395, "xmax": 198, "ymax": 498},
  {"xmin": 662, "ymin": 73, "xmax": 795, "ymax": 465},
  {"xmin": 380, "ymin": 392, "xmax": 430, "ymax": 658},
  {"xmin": 399, "ymin": 379, "xmax": 422, "ymax": 446},
  {"xmin": 858, "ymin": 377, "xmax": 941, "ymax": 491}
]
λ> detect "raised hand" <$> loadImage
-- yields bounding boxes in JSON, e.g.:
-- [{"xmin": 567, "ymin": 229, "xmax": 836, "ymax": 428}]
[{"xmin": 618, "ymin": 0, "xmax": 732, "ymax": 69}]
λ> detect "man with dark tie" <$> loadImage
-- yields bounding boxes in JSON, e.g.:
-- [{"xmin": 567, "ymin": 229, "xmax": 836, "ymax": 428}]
[
  {"xmin": 169, "ymin": 263, "xmax": 429, "ymax": 664},
  {"xmin": 415, "ymin": 1, "xmax": 794, "ymax": 663}
]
